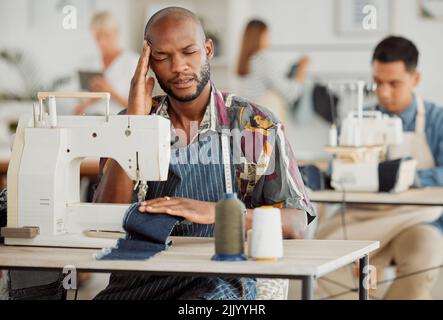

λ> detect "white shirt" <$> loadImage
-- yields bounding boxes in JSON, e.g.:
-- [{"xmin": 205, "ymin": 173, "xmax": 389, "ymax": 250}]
[
  {"xmin": 238, "ymin": 51, "xmax": 302, "ymax": 104},
  {"xmin": 81, "ymin": 50, "xmax": 138, "ymax": 115}
]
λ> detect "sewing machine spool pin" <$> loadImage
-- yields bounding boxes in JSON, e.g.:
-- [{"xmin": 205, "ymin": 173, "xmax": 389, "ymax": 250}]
[
  {"xmin": 32, "ymin": 103, "xmax": 40, "ymax": 128},
  {"xmin": 48, "ymin": 96, "xmax": 57, "ymax": 127}
]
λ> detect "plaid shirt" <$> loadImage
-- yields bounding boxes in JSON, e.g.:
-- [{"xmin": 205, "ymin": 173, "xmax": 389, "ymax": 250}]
[{"xmin": 148, "ymin": 82, "xmax": 315, "ymax": 222}]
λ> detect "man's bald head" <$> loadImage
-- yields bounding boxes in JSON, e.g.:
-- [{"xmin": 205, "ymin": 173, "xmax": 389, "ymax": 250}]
[
  {"xmin": 144, "ymin": 7, "xmax": 206, "ymax": 44},
  {"xmin": 143, "ymin": 7, "xmax": 214, "ymax": 103}
]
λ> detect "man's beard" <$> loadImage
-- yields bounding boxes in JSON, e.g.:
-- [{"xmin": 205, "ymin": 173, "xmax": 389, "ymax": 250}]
[{"xmin": 155, "ymin": 60, "xmax": 211, "ymax": 102}]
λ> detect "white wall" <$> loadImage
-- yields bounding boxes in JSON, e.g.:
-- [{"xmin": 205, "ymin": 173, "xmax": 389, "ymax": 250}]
[
  {"xmin": 2, "ymin": 0, "xmax": 442, "ymax": 99},
  {"xmin": 1, "ymin": 0, "xmax": 442, "ymax": 158},
  {"xmin": 0, "ymin": 0, "xmax": 240, "ymax": 94},
  {"xmin": 227, "ymin": 0, "xmax": 443, "ymax": 159},
  {"xmin": 390, "ymin": 0, "xmax": 443, "ymax": 103},
  {"xmin": 0, "ymin": 0, "xmax": 131, "ymax": 93},
  {"xmin": 232, "ymin": 0, "xmax": 443, "ymax": 103}
]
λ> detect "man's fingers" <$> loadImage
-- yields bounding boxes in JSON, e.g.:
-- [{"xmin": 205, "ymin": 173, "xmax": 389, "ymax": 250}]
[
  {"xmin": 143, "ymin": 44, "xmax": 151, "ymax": 73},
  {"xmin": 138, "ymin": 197, "xmax": 189, "ymax": 213},
  {"xmin": 147, "ymin": 206, "xmax": 194, "ymax": 221},
  {"xmin": 140, "ymin": 198, "xmax": 162, "ymax": 206},
  {"xmin": 145, "ymin": 77, "xmax": 155, "ymax": 96},
  {"xmin": 139, "ymin": 204, "xmax": 187, "ymax": 214},
  {"xmin": 133, "ymin": 42, "xmax": 150, "ymax": 84},
  {"xmin": 141, "ymin": 197, "xmax": 182, "ymax": 207},
  {"xmin": 165, "ymin": 208, "xmax": 192, "ymax": 219},
  {"xmin": 146, "ymin": 205, "xmax": 184, "ymax": 212},
  {"xmin": 140, "ymin": 197, "xmax": 195, "ymax": 206},
  {"xmin": 134, "ymin": 42, "xmax": 147, "ymax": 75},
  {"xmin": 139, "ymin": 206, "xmax": 168, "ymax": 213},
  {"xmin": 140, "ymin": 200, "xmax": 182, "ymax": 210}
]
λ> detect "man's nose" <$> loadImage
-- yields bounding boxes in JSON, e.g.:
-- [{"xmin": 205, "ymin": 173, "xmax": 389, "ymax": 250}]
[
  {"xmin": 170, "ymin": 55, "xmax": 189, "ymax": 73},
  {"xmin": 377, "ymin": 83, "xmax": 391, "ymax": 100}
]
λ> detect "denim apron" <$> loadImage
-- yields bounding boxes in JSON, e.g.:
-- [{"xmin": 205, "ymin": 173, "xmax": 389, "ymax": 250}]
[{"xmin": 94, "ymin": 132, "xmax": 256, "ymax": 300}]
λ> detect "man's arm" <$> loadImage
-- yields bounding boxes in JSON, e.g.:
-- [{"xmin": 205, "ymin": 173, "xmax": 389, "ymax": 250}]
[
  {"xmin": 415, "ymin": 104, "xmax": 443, "ymax": 187},
  {"xmin": 93, "ymin": 159, "xmax": 134, "ymax": 203}
]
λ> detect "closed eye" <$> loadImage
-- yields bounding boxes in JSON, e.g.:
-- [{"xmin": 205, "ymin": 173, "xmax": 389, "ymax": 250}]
[{"xmin": 152, "ymin": 55, "xmax": 168, "ymax": 62}]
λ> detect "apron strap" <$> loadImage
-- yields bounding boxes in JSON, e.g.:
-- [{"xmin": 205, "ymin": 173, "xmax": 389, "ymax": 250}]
[
  {"xmin": 415, "ymin": 96, "xmax": 426, "ymax": 134},
  {"xmin": 221, "ymin": 133, "xmax": 233, "ymax": 194}
]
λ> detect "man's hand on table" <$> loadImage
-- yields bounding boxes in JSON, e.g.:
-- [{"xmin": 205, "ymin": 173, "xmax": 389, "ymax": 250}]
[{"xmin": 138, "ymin": 197, "xmax": 216, "ymax": 224}]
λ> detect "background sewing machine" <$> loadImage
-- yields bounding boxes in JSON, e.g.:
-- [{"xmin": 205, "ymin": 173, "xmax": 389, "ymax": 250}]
[
  {"xmin": 1, "ymin": 92, "xmax": 170, "ymax": 248},
  {"xmin": 325, "ymin": 81, "xmax": 417, "ymax": 193}
]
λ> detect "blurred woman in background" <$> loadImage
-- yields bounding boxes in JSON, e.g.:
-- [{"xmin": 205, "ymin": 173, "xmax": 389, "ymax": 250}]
[
  {"xmin": 74, "ymin": 11, "xmax": 138, "ymax": 115},
  {"xmin": 236, "ymin": 19, "xmax": 310, "ymax": 121}
]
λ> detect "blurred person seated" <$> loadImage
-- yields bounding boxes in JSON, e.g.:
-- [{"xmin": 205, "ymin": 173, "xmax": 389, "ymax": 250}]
[
  {"xmin": 73, "ymin": 11, "xmax": 138, "ymax": 115},
  {"xmin": 316, "ymin": 36, "xmax": 443, "ymax": 300},
  {"xmin": 236, "ymin": 19, "xmax": 310, "ymax": 122}
]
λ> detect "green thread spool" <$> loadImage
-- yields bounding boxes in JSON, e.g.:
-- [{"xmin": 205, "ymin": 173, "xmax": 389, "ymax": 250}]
[{"xmin": 211, "ymin": 193, "xmax": 247, "ymax": 261}]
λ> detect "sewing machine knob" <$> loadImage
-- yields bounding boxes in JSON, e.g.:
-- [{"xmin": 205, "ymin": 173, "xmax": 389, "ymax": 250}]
[{"xmin": 125, "ymin": 129, "xmax": 131, "ymax": 136}]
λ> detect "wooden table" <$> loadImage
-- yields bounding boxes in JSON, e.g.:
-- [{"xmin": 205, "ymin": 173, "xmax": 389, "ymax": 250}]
[
  {"xmin": 308, "ymin": 187, "xmax": 443, "ymax": 206},
  {"xmin": 0, "ymin": 237, "xmax": 379, "ymax": 300}
]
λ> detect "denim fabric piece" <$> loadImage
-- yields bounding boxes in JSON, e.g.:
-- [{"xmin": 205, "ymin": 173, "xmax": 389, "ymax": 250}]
[{"xmin": 96, "ymin": 202, "xmax": 182, "ymax": 260}]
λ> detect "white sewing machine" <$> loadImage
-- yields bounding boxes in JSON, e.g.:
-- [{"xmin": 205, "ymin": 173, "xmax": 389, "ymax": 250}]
[
  {"xmin": 1, "ymin": 92, "xmax": 170, "ymax": 248},
  {"xmin": 326, "ymin": 81, "xmax": 416, "ymax": 192}
]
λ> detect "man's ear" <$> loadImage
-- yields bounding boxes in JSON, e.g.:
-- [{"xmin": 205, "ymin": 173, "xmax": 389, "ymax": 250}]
[
  {"xmin": 411, "ymin": 70, "xmax": 421, "ymax": 88},
  {"xmin": 205, "ymin": 38, "xmax": 214, "ymax": 60}
]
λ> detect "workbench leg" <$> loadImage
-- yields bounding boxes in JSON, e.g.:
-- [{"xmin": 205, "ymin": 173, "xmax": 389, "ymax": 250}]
[
  {"xmin": 301, "ymin": 275, "xmax": 314, "ymax": 300},
  {"xmin": 359, "ymin": 255, "xmax": 369, "ymax": 300}
]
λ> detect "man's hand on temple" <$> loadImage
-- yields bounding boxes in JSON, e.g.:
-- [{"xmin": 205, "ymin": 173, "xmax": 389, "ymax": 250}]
[{"xmin": 128, "ymin": 40, "xmax": 155, "ymax": 115}]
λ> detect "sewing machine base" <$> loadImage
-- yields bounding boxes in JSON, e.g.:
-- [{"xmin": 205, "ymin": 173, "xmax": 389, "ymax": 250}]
[{"xmin": 4, "ymin": 232, "xmax": 123, "ymax": 249}]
